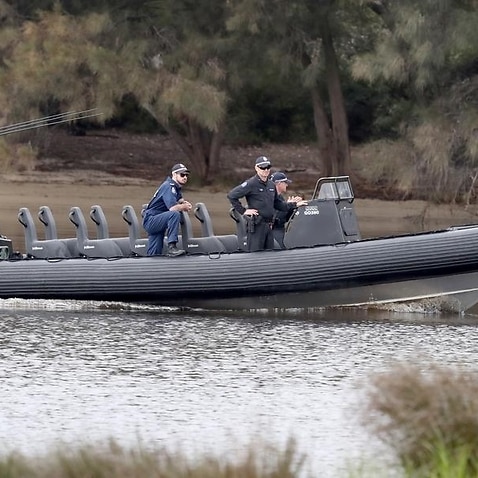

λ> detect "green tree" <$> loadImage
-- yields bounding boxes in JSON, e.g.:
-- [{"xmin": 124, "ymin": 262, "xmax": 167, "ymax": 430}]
[
  {"xmin": 227, "ymin": 0, "xmax": 376, "ymax": 176},
  {"xmin": 353, "ymin": 0, "xmax": 478, "ymax": 201},
  {"xmin": 0, "ymin": 1, "xmax": 231, "ymax": 183},
  {"xmin": 134, "ymin": 0, "xmax": 232, "ymax": 182}
]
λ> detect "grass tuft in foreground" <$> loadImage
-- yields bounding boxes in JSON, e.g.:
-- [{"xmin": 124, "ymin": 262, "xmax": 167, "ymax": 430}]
[
  {"xmin": 363, "ymin": 363, "xmax": 478, "ymax": 477},
  {"xmin": 0, "ymin": 438, "xmax": 305, "ymax": 478}
]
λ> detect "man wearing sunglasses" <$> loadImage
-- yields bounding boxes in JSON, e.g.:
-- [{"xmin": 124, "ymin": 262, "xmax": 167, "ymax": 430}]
[
  {"xmin": 227, "ymin": 156, "xmax": 297, "ymax": 252},
  {"xmin": 143, "ymin": 163, "xmax": 192, "ymax": 256}
]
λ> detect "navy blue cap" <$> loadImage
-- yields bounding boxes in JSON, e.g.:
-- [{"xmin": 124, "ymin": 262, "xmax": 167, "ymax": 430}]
[
  {"xmin": 271, "ymin": 171, "xmax": 292, "ymax": 183},
  {"xmin": 255, "ymin": 156, "xmax": 271, "ymax": 167},
  {"xmin": 171, "ymin": 163, "xmax": 190, "ymax": 174}
]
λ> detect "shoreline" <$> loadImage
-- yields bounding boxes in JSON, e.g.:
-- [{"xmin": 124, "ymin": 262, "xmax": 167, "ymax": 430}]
[{"xmin": 2, "ymin": 176, "xmax": 478, "ymax": 253}]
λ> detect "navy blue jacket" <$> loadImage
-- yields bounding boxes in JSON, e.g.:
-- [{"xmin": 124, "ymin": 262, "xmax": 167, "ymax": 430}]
[
  {"xmin": 273, "ymin": 198, "xmax": 297, "ymax": 229},
  {"xmin": 145, "ymin": 177, "xmax": 183, "ymax": 215}
]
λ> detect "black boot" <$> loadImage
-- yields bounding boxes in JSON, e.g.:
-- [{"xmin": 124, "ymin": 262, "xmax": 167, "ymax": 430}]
[{"xmin": 166, "ymin": 242, "xmax": 185, "ymax": 257}]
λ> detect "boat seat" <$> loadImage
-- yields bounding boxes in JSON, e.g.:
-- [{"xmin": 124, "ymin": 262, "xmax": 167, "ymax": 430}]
[
  {"xmin": 89, "ymin": 204, "xmax": 133, "ymax": 256},
  {"xmin": 38, "ymin": 206, "xmax": 81, "ymax": 257},
  {"xmin": 18, "ymin": 207, "xmax": 71, "ymax": 259},
  {"xmin": 69, "ymin": 206, "xmax": 124, "ymax": 258},
  {"xmin": 180, "ymin": 212, "xmax": 226, "ymax": 255},
  {"xmin": 194, "ymin": 202, "xmax": 239, "ymax": 253},
  {"xmin": 121, "ymin": 205, "xmax": 149, "ymax": 257},
  {"xmin": 228, "ymin": 208, "xmax": 248, "ymax": 251}
]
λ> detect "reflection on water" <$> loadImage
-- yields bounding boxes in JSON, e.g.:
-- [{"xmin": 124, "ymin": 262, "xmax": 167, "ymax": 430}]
[{"xmin": 1, "ymin": 303, "xmax": 478, "ymax": 477}]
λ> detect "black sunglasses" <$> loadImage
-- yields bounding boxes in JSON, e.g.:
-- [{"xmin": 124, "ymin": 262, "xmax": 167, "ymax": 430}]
[
  {"xmin": 179, "ymin": 173, "xmax": 189, "ymax": 178},
  {"xmin": 257, "ymin": 165, "xmax": 271, "ymax": 170}
]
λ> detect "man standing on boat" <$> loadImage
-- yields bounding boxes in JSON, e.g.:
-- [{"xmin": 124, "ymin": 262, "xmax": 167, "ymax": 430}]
[
  {"xmin": 143, "ymin": 163, "xmax": 192, "ymax": 257},
  {"xmin": 227, "ymin": 156, "xmax": 300, "ymax": 252},
  {"xmin": 270, "ymin": 171, "xmax": 306, "ymax": 249}
]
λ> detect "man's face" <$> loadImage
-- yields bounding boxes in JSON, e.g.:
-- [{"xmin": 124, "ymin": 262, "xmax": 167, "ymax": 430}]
[
  {"xmin": 255, "ymin": 164, "xmax": 271, "ymax": 181},
  {"xmin": 276, "ymin": 181, "xmax": 288, "ymax": 194},
  {"xmin": 173, "ymin": 171, "xmax": 189, "ymax": 185}
]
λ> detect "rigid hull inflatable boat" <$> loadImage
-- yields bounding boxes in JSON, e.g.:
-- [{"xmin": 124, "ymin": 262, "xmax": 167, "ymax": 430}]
[{"xmin": 2, "ymin": 176, "xmax": 478, "ymax": 313}]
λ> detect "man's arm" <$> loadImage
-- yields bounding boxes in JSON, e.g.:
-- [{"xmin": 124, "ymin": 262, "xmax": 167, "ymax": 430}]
[{"xmin": 227, "ymin": 182, "xmax": 249, "ymax": 215}]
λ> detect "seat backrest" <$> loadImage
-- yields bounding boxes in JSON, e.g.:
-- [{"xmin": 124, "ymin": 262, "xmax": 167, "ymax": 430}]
[
  {"xmin": 18, "ymin": 207, "xmax": 39, "ymax": 244},
  {"xmin": 229, "ymin": 208, "xmax": 247, "ymax": 251},
  {"xmin": 122, "ymin": 205, "xmax": 141, "ymax": 240},
  {"xmin": 181, "ymin": 210, "xmax": 194, "ymax": 239},
  {"xmin": 69, "ymin": 206, "xmax": 123, "ymax": 258},
  {"xmin": 38, "ymin": 205, "xmax": 57, "ymax": 240},
  {"xmin": 90, "ymin": 204, "xmax": 109, "ymax": 239},
  {"xmin": 122, "ymin": 205, "xmax": 149, "ymax": 256},
  {"xmin": 194, "ymin": 202, "xmax": 215, "ymax": 236},
  {"xmin": 69, "ymin": 206, "xmax": 90, "ymax": 244},
  {"xmin": 18, "ymin": 207, "xmax": 70, "ymax": 259}
]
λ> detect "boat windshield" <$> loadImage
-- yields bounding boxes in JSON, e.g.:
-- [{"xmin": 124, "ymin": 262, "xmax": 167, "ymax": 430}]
[{"xmin": 312, "ymin": 176, "xmax": 354, "ymax": 201}]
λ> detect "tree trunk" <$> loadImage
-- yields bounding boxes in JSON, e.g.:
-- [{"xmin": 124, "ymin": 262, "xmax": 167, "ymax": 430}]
[
  {"xmin": 161, "ymin": 119, "xmax": 224, "ymax": 184},
  {"xmin": 311, "ymin": 87, "xmax": 335, "ymax": 176},
  {"xmin": 320, "ymin": 12, "xmax": 352, "ymax": 176}
]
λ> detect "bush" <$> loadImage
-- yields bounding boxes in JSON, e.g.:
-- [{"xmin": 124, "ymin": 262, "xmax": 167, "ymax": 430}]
[
  {"xmin": 0, "ymin": 138, "xmax": 37, "ymax": 173},
  {"xmin": 363, "ymin": 363, "xmax": 478, "ymax": 477}
]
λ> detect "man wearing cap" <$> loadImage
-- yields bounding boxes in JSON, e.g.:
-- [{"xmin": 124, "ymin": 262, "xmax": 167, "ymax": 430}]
[
  {"xmin": 270, "ymin": 171, "xmax": 308, "ymax": 248},
  {"xmin": 227, "ymin": 156, "xmax": 298, "ymax": 252},
  {"xmin": 142, "ymin": 163, "xmax": 193, "ymax": 256}
]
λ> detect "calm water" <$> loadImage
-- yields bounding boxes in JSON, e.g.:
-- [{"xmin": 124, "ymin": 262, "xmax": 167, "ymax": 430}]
[{"xmin": 1, "ymin": 301, "xmax": 478, "ymax": 477}]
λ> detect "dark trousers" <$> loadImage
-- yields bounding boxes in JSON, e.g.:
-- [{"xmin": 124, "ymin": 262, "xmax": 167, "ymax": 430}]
[
  {"xmin": 143, "ymin": 210, "xmax": 181, "ymax": 255},
  {"xmin": 247, "ymin": 220, "xmax": 274, "ymax": 252}
]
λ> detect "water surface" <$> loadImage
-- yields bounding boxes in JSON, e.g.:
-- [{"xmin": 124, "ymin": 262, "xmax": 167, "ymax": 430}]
[{"xmin": 1, "ymin": 303, "xmax": 478, "ymax": 476}]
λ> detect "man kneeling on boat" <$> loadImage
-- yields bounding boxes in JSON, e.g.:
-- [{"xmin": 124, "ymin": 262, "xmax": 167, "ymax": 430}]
[{"xmin": 143, "ymin": 163, "xmax": 193, "ymax": 257}]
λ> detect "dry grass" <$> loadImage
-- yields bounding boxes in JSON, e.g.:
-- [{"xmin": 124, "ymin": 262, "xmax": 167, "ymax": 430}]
[
  {"xmin": 363, "ymin": 363, "xmax": 478, "ymax": 476},
  {"xmin": 0, "ymin": 438, "xmax": 305, "ymax": 478},
  {"xmin": 0, "ymin": 138, "xmax": 37, "ymax": 173}
]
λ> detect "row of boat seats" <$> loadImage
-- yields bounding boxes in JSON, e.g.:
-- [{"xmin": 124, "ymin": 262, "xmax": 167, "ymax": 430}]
[
  {"xmin": 18, "ymin": 202, "xmax": 248, "ymax": 259},
  {"xmin": 18, "ymin": 207, "xmax": 72, "ymax": 259},
  {"xmin": 19, "ymin": 205, "xmax": 132, "ymax": 259}
]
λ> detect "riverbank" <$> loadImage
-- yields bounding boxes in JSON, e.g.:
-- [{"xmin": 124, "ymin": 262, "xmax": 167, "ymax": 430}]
[{"xmin": 1, "ymin": 174, "xmax": 478, "ymax": 253}]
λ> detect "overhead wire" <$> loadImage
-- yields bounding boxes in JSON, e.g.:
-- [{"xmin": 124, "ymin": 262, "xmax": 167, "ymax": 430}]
[{"xmin": 0, "ymin": 109, "xmax": 103, "ymax": 136}]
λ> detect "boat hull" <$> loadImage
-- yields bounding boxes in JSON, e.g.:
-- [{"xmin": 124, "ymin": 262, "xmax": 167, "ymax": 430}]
[{"xmin": 2, "ymin": 225, "xmax": 478, "ymax": 312}]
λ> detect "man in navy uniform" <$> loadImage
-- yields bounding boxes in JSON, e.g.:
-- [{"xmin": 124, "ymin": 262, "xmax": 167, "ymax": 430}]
[
  {"xmin": 270, "ymin": 171, "xmax": 307, "ymax": 248},
  {"xmin": 143, "ymin": 163, "xmax": 192, "ymax": 256},
  {"xmin": 227, "ymin": 156, "xmax": 300, "ymax": 252}
]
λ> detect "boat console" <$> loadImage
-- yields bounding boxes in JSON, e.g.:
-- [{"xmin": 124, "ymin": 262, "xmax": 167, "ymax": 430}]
[
  {"xmin": 0, "ymin": 235, "xmax": 12, "ymax": 260},
  {"xmin": 284, "ymin": 176, "xmax": 361, "ymax": 248}
]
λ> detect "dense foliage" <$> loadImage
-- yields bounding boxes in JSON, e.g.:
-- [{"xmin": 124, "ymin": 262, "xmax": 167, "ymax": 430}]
[{"xmin": 0, "ymin": 0, "xmax": 477, "ymax": 199}]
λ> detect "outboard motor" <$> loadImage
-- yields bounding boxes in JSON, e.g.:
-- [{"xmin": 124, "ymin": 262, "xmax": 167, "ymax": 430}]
[
  {"xmin": 284, "ymin": 176, "xmax": 361, "ymax": 249},
  {"xmin": 0, "ymin": 234, "xmax": 12, "ymax": 260}
]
